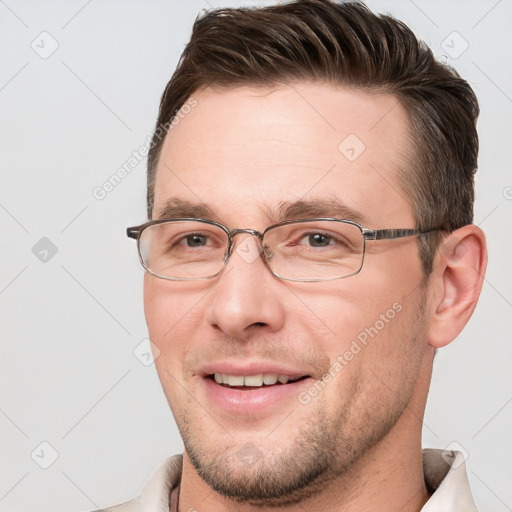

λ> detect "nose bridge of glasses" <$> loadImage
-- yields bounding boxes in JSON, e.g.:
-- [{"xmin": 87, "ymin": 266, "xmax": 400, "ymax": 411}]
[
  {"xmin": 224, "ymin": 228, "xmax": 272, "ymax": 264},
  {"xmin": 227, "ymin": 228, "xmax": 264, "ymax": 249},
  {"xmin": 229, "ymin": 228, "xmax": 264, "ymax": 239}
]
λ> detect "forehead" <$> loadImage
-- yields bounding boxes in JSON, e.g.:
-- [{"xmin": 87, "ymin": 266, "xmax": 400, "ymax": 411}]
[{"xmin": 153, "ymin": 83, "xmax": 414, "ymax": 227}]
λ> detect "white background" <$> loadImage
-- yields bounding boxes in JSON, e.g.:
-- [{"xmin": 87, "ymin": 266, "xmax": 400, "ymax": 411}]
[{"xmin": 0, "ymin": 1, "xmax": 511, "ymax": 510}]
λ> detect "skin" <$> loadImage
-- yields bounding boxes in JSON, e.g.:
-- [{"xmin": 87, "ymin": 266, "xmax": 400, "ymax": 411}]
[{"xmin": 143, "ymin": 83, "xmax": 487, "ymax": 511}]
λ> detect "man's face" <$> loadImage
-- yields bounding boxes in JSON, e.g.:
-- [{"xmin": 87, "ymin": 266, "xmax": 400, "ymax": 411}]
[{"xmin": 144, "ymin": 84, "xmax": 431, "ymax": 505}]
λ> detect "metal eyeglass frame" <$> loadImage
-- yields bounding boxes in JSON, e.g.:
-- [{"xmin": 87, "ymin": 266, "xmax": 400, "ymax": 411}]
[{"xmin": 126, "ymin": 217, "xmax": 436, "ymax": 282}]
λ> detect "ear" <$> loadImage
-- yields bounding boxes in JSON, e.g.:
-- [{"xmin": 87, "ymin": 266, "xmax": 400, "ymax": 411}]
[{"xmin": 427, "ymin": 225, "xmax": 487, "ymax": 349}]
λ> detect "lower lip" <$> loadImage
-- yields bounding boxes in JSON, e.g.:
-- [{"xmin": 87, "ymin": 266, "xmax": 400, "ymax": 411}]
[{"xmin": 202, "ymin": 376, "xmax": 312, "ymax": 414}]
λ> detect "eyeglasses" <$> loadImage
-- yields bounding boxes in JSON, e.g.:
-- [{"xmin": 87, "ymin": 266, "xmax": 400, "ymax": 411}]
[{"xmin": 126, "ymin": 218, "xmax": 435, "ymax": 282}]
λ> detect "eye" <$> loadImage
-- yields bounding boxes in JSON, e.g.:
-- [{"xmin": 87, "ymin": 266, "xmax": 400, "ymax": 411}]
[
  {"xmin": 302, "ymin": 232, "xmax": 334, "ymax": 247},
  {"xmin": 167, "ymin": 230, "xmax": 225, "ymax": 252},
  {"xmin": 294, "ymin": 231, "xmax": 348, "ymax": 249},
  {"xmin": 180, "ymin": 233, "xmax": 210, "ymax": 247}
]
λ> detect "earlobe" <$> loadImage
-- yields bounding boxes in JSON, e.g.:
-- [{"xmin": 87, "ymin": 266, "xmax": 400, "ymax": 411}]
[{"xmin": 427, "ymin": 225, "xmax": 487, "ymax": 349}]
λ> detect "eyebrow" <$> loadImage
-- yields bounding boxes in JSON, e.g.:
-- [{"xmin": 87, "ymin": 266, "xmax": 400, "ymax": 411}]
[
  {"xmin": 271, "ymin": 198, "xmax": 368, "ymax": 225},
  {"xmin": 155, "ymin": 197, "xmax": 368, "ymax": 226},
  {"xmin": 156, "ymin": 198, "xmax": 221, "ymax": 222}
]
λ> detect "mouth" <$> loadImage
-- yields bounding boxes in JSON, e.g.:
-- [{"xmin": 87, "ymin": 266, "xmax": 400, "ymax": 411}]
[
  {"xmin": 202, "ymin": 370, "xmax": 313, "ymax": 414},
  {"xmin": 199, "ymin": 361, "xmax": 314, "ymax": 413},
  {"xmin": 209, "ymin": 373, "xmax": 310, "ymax": 390}
]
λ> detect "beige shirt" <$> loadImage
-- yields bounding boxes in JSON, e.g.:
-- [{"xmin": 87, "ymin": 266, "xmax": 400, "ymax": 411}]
[{"xmin": 94, "ymin": 449, "xmax": 478, "ymax": 512}]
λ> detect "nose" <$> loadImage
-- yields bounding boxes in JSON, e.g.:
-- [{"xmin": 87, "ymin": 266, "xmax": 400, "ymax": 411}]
[{"xmin": 204, "ymin": 234, "xmax": 286, "ymax": 338}]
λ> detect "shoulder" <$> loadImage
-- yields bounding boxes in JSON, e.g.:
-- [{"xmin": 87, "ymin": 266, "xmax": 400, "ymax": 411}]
[
  {"xmin": 86, "ymin": 454, "xmax": 183, "ymax": 512},
  {"xmin": 91, "ymin": 499, "xmax": 138, "ymax": 512}
]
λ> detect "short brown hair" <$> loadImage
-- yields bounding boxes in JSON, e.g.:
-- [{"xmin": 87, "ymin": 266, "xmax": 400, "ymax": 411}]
[{"xmin": 146, "ymin": 0, "xmax": 479, "ymax": 275}]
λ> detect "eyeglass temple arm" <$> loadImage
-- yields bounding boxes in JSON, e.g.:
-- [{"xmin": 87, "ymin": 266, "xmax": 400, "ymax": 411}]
[
  {"xmin": 363, "ymin": 228, "xmax": 434, "ymax": 240},
  {"xmin": 127, "ymin": 227, "xmax": 141, "ymax": 239}
]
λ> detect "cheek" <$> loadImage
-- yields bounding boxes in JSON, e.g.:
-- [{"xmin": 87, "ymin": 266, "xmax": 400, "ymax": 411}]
[
  {"xmin": 301, "ymin": 275, "xmax": 405, "ymax": 347},
  {"xmin": 144, "ymin": 277, "xmax": 184, "ymax": 376},
  {"xmin": 143, "ymin": 275, "xmax": 207, "ymax": 371},
  {"xmin": 144, "ymin": 277, "xmax": 189, "ymax": 406},
  {"xmin": 306, "ymin": 262, "xmax": 422, "ymax": 387},
  {"xmin": 325, "ymin": 296, "xmax": 426, "ymax": 427},
  {"xmin": 357, "ymin": 293, "xmax": 427, "ymax": 393},
  {"xmin": 143, "ymin": 275, "xmax": 168, "ymax": 341},
  {"xmin": 143, "ymin": 275, "xmax": 194, "ymax": 338}
]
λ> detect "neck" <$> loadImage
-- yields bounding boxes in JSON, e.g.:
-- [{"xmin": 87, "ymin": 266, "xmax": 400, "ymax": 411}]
[{"xmin": 178, "ymin": 352, "xmax": 434, "ymax": 512}]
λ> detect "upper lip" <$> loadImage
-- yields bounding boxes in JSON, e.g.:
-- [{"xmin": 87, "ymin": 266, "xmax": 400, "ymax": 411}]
[{"xmin": 200, "ymin": 361, "xmax": 311, "ymax": 378}]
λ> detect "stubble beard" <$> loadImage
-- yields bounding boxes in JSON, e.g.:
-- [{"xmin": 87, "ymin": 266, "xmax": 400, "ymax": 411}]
[
  {"xmin": 182, "ymin": 405, "xmax": 337, "ymax": 507},
  {"xmin": 177, "ymin": 386, "xmax": 411, "ymax": 508}
]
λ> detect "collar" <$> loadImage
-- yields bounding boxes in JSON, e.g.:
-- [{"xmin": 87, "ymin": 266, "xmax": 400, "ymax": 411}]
[{"xmin": 421, "ymin": 448, "xmax": 478, "ymax": 511}]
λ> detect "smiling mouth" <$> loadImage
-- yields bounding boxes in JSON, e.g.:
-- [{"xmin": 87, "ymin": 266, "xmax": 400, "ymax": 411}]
[{"xmin": 209, "ymin": 373, "xmax": 309, "ymax": 389}]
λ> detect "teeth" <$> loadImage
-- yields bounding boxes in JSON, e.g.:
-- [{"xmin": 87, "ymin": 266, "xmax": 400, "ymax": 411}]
[
  {"xmin": 227, "ymin": 375, "xmax": 244, "ymax": 386},
  {"xmin": 213, "ymin": 373, "xmax": 302, "ymax": 387},
  {"xmin": 263, "ymin": 374, "xmax": 278, "ymax": 385},
  {"xmin": 244, "ymin": 374, "xmax": 263, "ymax": 386}
]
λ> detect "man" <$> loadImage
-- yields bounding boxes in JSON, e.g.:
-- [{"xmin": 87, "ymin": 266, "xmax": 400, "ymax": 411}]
[{"xmin": 106, "ymin": 0, "xmax": 487, "ymax": 510}]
